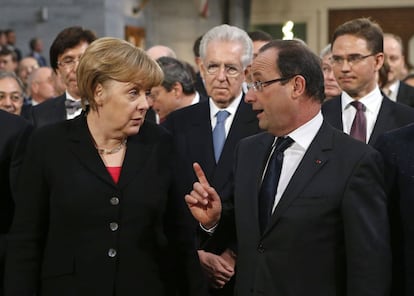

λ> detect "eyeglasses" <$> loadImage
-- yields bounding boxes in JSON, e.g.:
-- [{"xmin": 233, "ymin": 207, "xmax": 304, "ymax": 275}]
[
  {"xmin": 330, "ymin": 53, "xmax": 376, "ymax": 66},
  {"xmin": 205, "ymin": 63, "xmax": 242, "ymax": 77},
  {"xmin": 247, "ymin": 75, "xmax": 296, "ymax": 92},
  {"xmin": 0, "ymin": 91, "xmax": 23, "ymax": 102},
  {"xmin": 57, "ymin": 57, "xmax": 81, "ymax": 69}
]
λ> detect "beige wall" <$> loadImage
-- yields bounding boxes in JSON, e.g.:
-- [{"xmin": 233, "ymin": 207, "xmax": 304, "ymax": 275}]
[{"xmin": 251, "ymin": 0, "xmax": 414, "ymax": 55}]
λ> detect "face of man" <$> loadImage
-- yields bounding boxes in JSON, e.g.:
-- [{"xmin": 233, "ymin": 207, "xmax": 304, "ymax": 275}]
[
  {"xmin": 200, "ymin": 40, "xmax": 245, "ymax": 108},
  {"xmin": 150, "ymin": 85, "xmax": 178, "ymax": 121},
  {"xmin": 331, "ymin": 34, "xmax": 383, "ymax": 100},
  {"xmin": 0, "ymin": 77, "xmax": 24, "ymax": 115},
  {"xmin": 384, "ymin": 36, "xmax": 405, "ymax": 84},
  {"xmin": 56, "ymin": 41, "xmax": 89, "ymax": 99},
  {"xmin": 0, "ymin": 54, "xmax": 17, "ymax": 72},
  {"xmin": 31, "ymin": 67, "xmax": 57, "ymax": 103},
  {"xmin": 18, "ymin": 57, "xmax": 39, "ymax": 85},
  {"xmin": 245, "ymin": 48, "xmax": 296, "ymax": 136}
]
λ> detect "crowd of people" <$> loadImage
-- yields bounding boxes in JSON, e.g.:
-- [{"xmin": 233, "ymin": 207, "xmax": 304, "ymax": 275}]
[{"xmin": 1, "ymin": 17, "xmax": 414, "ymax": 296}]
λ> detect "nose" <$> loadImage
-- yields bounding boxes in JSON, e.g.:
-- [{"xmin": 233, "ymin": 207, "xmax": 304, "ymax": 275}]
[
  {"xmin": 138, "ymin": 93, "xmax": 149, "ymax": 112},
  {"xmin": 244, "ymin": 88, "xmax": 256, "ymax": 104}
]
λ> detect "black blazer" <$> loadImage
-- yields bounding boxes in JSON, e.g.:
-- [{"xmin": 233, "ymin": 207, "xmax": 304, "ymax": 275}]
[
  {"xmin": 375, "ymin": 123, "xmax": 414, "ymax": 296},
  {"xmin": 396, "ymin": 81, "xmax": 414, "ymax": 108},
  {"xmin": 322, "ymin": 95, "xmax": 414, "ymax": 146},
  {"xmin": 163, "ymin": 97, "xmax": 261, "ymax": 252},
  {"xmin": 5, "ymin": 115, "xmax": 205, "ymax": 296},
  {"xmin": 224, "ymin": 121, "xmax": 391, "ymax": 296},
  {"xmin": 31, "ymin": 94, "xmax": 67, "ymax": 128},
  {"xmin": 0, "ymin": 111, "xmax": 32, "ymax": 295}
]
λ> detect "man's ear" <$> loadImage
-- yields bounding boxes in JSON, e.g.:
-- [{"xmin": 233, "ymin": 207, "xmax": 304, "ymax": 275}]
[
  {"xmin": 292, "ymin": 75, "xmax": 306, "ymax": 97},
  {"xmin": 172, "ymin": 82, "xmax": 183, "ymax": 98}
]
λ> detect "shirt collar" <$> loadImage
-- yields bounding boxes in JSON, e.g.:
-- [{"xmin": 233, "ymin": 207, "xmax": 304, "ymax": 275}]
[
  {"xmin": 341, "ymin": 86, "xmax": 383, "ymax": 113},
  {"xmin": 209, "ymin": 91, "xmax": 243, "ymax": 118},
  {"xmin": 285, "ymin": 111, "xmax": 323, "ymax": 151}
]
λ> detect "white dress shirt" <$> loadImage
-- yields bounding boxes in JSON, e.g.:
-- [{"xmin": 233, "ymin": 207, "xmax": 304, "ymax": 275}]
[
  {"xmin": 209, "ymin": 92, "xmax": 243, "ymax": 137},
  {"xmin": 267, "ymin": 111, "xmax": 323, "ymax": 213},
  {"xmin": 65, "ymin": 91, "xmax": 83, "ymax": 120},
  {"xmin": 341, "ymin": 87, "xmax": 383, "ymax": 143}
]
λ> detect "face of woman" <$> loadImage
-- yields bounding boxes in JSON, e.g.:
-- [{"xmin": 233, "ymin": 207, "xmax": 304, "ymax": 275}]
[{"xmin": 96, "ymin": 79, "xmax": 149, "ymax": 136}]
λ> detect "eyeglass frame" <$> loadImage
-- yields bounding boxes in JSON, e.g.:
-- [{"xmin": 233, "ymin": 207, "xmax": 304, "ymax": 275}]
[
  {"xmin": 247, "ymin": 75, "xmax": 298, "ymax": 92},
  {"xmin": 330, "ymin": 53, "xmax": 377, "ymax": 66},
  {"xmin": 57, "ymin": 56, "xmax": 82, "ymax": 69},
  {"xmin": 204, "ymin": 62, "xmax": 243, "ymax": 78}
]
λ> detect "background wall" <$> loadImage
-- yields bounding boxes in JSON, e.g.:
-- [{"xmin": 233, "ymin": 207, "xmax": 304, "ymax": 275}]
[{"xmin": 0, "ymin": 0, "xmax": 413, "ymax": 68}]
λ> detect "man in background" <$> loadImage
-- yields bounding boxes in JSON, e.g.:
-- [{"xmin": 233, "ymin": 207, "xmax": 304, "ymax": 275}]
[
  {"xmin": 30, "ymin": 26, "xmax": 96, "ymax": 128},
  {"xmin": 382, "ymin": 33, "xmax": 414, "ymax": 107}
]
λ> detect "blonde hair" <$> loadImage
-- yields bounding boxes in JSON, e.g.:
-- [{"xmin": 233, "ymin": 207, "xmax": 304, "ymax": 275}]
[{"xmin": 77, "ymin": 37, "xmax": 163, "ymax": 111}]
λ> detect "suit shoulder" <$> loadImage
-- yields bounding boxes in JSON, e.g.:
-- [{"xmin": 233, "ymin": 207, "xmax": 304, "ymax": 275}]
[{"xmin": 32, "ymin": 94, "xmax": 65, "ymax": 112}]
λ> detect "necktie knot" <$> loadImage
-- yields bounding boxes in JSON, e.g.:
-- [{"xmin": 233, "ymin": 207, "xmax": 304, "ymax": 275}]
[
  {"xmin": 274, "ymin": 136, "xmax": 294, "ymax": 154},
  {"xmin": 350, "ymin": 100, "xmax": 365, "ymax": 112},
  {"xmin": 65, "ymin": 99, "xmax": 82, "ymax": 115},
  {"xmin": 216, "ymin": 110, "xmax": 230, "ymax": 123}
]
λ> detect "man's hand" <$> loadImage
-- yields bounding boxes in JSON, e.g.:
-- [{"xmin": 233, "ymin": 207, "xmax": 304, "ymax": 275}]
[
  {"xmin": 185, "ymin": 162, "xmax": 222, "ymax": 229},
  {"xmin": 198, "ymin": 250, "xmax": 235, "ymax": 289}
]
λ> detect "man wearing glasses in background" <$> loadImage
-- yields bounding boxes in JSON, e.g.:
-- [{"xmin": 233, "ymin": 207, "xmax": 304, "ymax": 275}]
[
  {"xmin": 322, "ymin": 18, "xmax": 414, "ymax": 146},
  {"xmin": 163, "ymin": 24, "xmax": 261, "ymax": 296},
  {"xmin": 30, "ymin": 26, "xmax": 96, "ymax": 128}
]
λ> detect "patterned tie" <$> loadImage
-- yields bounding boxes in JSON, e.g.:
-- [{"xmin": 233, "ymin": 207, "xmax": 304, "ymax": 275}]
[
  {"xmin": 349, "ymin": 101, "xmax": 367, "ymax": 143},
  {"xmin": 212, "ymin": 110, "xmax": 230, "ymax": 163},
  {"xmin": 65, "ymin": 99, "xmax": 82, "ymax": 116},
  {"xmin": 258, "ymin": 136, "xmax": 294, "ymax": 234}
]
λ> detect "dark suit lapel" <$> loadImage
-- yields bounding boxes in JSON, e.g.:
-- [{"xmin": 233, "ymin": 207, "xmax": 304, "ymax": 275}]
[
  {"xmin": 187, "ymin": 101, "xmax": 216, "ymax": 178},
  {"xmin": 117, "ymin": 125, "xmax": 152, "ymax": 189},
  {"xmin": 369, "ymin": 96, "xmax": 393, "ymax": 145},
  {"xmin": 67, "ymin": 115, "xmax": 115, "ymax": 187},
  {"xmin": 213, "ymin": 98, "xmax": 257, "ymax": 188},
  {"xmin": 322, "ymin": 96, "xmax": 343, "ymax": 131},
  {"xmin": 263, "ymin": 122, "xmax": 332, "ymax": 236}
]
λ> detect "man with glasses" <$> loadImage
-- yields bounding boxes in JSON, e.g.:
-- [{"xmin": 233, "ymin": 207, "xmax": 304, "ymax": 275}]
[
  {"xmin": 322, "ymin": 18, "xmax": 414, "ymax": 146},
  {"xmin": 185, "ymin": 38, "xmax": 391, "ymax": 296},
  {"xmin": 163, "ymin": 24, "xmax": 260, "ymax": 296},
  {"xmin": 30, "ymin": 26, "xmax": 96, "ymax": 128}
]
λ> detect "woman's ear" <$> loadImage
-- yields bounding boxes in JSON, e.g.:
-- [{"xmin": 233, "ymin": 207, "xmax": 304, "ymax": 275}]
[{"xmin": 94, "ymin": 83, "xmax": 104, "ymax": 106}]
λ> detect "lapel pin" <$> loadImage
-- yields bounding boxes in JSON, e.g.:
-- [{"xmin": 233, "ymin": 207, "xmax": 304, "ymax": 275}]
[{"xmin": 315, "ymin": 159, "xmax": 322, "ymax": 164}]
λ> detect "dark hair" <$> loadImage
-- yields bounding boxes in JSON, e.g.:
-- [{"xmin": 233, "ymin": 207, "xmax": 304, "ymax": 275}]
[
  {"xmin": 156, "ymin": 56, "xmax": 195, "ymax": 95},
  {"xmin": 29, "ymin": 38, "xmax": 38, "ymax": 51},
  {"xmin": 331, "ymin": 18, "xmax": 383, "ymax": 54},
  {"xmin": 260, "ymin": 39, "xmax": 325, "ymax": 103},
  {"xmin": 49, "ymin": 26, "xmax": 97, "ymax": 71},
  {"xmin": 0, "ymin": 47, "xmax": 17, "ymax": 61},
  {"xmin": 248, "ymin": 30, "xmax": 272, "ymax": 42},
  {"xmin": 192, "ymin": 35, "xmax": 203, "ymax": 58}
]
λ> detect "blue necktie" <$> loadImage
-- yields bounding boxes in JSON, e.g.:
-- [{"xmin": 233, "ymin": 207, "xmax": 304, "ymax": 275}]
[
  {"xmin": 212, "ymin": 110, "xmax": 230, "ymax": 163},
  {"xmin": 258, "ymin": 136, "xmax": 294, "ymax": 234}
]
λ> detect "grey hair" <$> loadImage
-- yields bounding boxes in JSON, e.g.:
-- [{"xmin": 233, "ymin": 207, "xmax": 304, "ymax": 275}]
[
  {"xmin": 320, "ymin": 44, "xmax": 332, "ymax": 58},
  {"xmin": 0, "ymin": 71, "xmax": 25, "ymax": 92},
  {"xmin": 199, "ymin": 24, "xmax": 253, "ymax": 69}
]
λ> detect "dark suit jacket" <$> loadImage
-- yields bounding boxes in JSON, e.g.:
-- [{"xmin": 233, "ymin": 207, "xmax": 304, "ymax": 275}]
[
  {"xmin": 222, "ymin": 121, "xmax": 390, "ymax": 296},
  {"xmin": 396, "ymin": 81, "xmax": 414, "ymax": 108},
  {"xmin": 322, "ymin": 95, "xmax": 414, "ymax": 146},
  {"xmin": 5, "ymin": 115, "xmax": 205, "ymax": 296},
  {"xmin": 0, "ymin": 111, "xmax": 32, "ymax": 295},
  {"xmin": 163, "ymin": 97, "xmax": 260, "ymax": 247},
  {"xmin": 31, "ymin": 94, "xmax": 67, "ymax": 128},
  {"xmin": 375, "ymin": 123, "xmax": 414, "ymax": 296}
]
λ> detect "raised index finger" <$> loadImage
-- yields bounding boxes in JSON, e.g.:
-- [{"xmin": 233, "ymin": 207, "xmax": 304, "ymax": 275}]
[{"xmin": 193, "ymin": 162, "xmax": 210, "ymax": 186}]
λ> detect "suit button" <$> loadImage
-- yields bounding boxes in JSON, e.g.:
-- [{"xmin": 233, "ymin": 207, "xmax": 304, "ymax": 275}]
[
  {"xmin": 257, "ymin": 243, "xmax": 265, "ymax": 253},
  {"xmin": 110, "ymin": 197, "xmax": 119, "ymax": 205},
  {"xmin": 108, "ymin": 248, "xmax": 117, "ymax": 258},
  {"xmin": 110, "ymin": 222, "xmax": 119, "ymax": 231}
]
